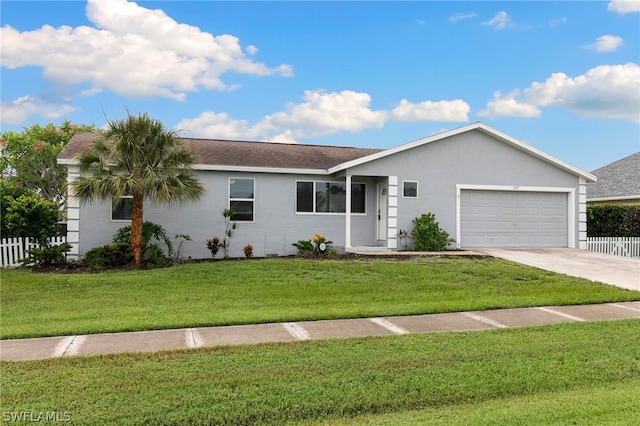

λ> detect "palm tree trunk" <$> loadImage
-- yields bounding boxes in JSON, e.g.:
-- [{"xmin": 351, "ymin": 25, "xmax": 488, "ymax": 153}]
[{"xmin": 131, "ymin": 193, "xmax": 144, "ymax": 265}]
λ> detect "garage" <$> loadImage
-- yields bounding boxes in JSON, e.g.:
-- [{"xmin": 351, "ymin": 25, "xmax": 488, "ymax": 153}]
[{"xmin": 459, "ymin": 189, "xmax": 568, "ymax": 248}]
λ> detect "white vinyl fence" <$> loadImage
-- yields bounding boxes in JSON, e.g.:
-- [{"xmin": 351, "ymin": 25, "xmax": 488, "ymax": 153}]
[
  {"xmin": 587, "ymin": 237, "xmax": 640, "ymax": 258},
  {"xmin": 1, "ymin": 237, "xmax": 67, "ymax": 267}
]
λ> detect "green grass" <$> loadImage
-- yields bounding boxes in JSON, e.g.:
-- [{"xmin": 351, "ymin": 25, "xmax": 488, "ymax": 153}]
[
  {"xmin": 2, "ymin": 320, "xmax": 639, "ymax": 425},
  {"xmin": 321, "ymin": 381, "xmax": 640, "ymax": 425},
  {"xmin": 1, "ymin": 257, "xmax": 638, "ymax": 339}
]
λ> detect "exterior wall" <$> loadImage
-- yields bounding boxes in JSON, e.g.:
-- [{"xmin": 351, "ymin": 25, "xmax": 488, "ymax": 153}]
[
  {"xmin": 76, "ymin": 171, "xmax": 379, "ymax": 259},
  {"xmin": 71, "ymin": 128, "xmax": 587, "ymax": 256},
  {"xmin": 345, "ymin": 129, "xmax": 584, "ymax": 249}
]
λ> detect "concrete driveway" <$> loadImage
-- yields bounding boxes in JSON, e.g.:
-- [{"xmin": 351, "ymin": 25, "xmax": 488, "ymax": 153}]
[{"xmin": 479, "ymin": 248, "xmax": 640, "ymax": 291}]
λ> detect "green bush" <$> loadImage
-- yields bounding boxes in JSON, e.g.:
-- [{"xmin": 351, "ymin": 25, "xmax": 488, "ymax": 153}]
[
  {"xmin": 113, "ymin": 221, "xmax": 173, "ymax": 264},
  {"xmin": 81, "ymin": 243, "xmax": 134, "ymax": 268},
  {"xmin": 0, "ymin": 182, "xmax": 34, "ymax": 238},
  {"xmin": 293, "ymin": 233, "xmax": 334, "ymax": 256},
  {"xmin": 21, "ymin": 243, "xmax": 72, "ymax": 267},
  {"xmin": 587, "ymin": 205, "xmax": 640, "ymax": 237},
  {"xmin": 410, "ymin": 212, "xmax": 455, "ymax": 251},
  {"xmin": 3, "ymin": 193, "xmax": 60, "ymax": 245}
]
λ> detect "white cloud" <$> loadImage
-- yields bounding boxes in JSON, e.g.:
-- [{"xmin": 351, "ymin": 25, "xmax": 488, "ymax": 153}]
[
  {"xmin": 482, "ymin": 11, "xmax": 512, "ymax": 30},
  {"xmin": 175, "ymin": 111, "xmax": 257, "ymax": 141},
  {"xmin": 608, "ymin": 0, "xmax": 640, "ymax": 14},
  {"xmin": 586, "ymin": 35, "xmax": 624, "ymax": 52},
  {"xmin": 258, "ymin": 90, "xmax": 388, "ymax": 139},
  {"xmin": 481, "ymin": 63, "xmax": 640, "ymax": 122},
  {"xmin": 449, "ymin": 13, "xmax": 477, "ymax": 23},
  {"xmin": 176, "ymin": 90, "xmax": 471, "ymax": 142},
  {"xmin": 0, "ymin": 0, "xmax": 292, "ymax": 101},
  {"xmin": 391, "ymin": 99, "xmax": 470, "ymax": 122},
  {"xmin": 0, "ymin": 96, "xmax": 75, "ymax": 125},
  {"xmin": 478, "ymin": 90, "xmax": 541, "ymax": 119}
]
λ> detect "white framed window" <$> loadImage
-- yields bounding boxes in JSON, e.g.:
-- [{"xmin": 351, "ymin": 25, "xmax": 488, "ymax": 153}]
[
  {"xmin": 111, "ymin": 196, "xmax": 133, "ymax": 221},
  {"xmin": 229, "ymin": 178, "xmax": 254, "ymax": 222},
  {"xmin": 296, "ymin": 181, "xmax": 366, "ymax": 214},
  {"xmin": 403, "ymin": 181, "xmax": 418, "ymax": 198}
]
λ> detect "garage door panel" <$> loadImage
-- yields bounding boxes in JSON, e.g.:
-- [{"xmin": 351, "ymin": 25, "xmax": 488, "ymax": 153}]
[{"xmin": 460, "ymin": 190, "xmax": 567, "ymax": 248}]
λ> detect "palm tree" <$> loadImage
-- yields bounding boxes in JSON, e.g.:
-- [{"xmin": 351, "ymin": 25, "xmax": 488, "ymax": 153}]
[{"xmin": 73, "ymin": 112, "xmax": 204, "ymax": 265}]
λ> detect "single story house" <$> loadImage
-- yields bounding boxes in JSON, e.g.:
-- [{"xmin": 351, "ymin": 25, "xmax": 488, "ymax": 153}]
[
  {"xmin": 587, "ymin": 151, "xmax": 640, "ymax": 206},
  {"xmin": 58, "ymin": 122, "xmax": 596, "ymax": 259}
]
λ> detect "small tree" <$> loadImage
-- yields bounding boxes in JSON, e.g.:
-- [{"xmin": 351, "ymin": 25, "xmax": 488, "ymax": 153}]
[
  {"xmin": 410, "ymin": 212, "xmax": 455, "ymax": 251},
  {"xmin": 73, "ymin": 112, "xmax": 204, "ymax": 265},
  {"xmin": 222, "ymin": 208, "xmax": 237, "ymax": 258},
  {"xmin": 4, "ymin": 194, "xmax": 60, "ymax": 245}
]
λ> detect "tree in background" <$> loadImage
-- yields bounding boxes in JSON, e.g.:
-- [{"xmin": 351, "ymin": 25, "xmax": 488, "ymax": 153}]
[
  {"xmin": 0, "ymin": 121, "xmax": 98, "ymax": 210},
  {"xmin": 72, "ymin": 112, "xmax": 204, "ymax": 265}
]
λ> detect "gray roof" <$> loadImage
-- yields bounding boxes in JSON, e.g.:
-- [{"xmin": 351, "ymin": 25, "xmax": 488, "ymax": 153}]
[
  {"xmin": 587, "ymin": 152, "xmax": 640, "ymax": 201},
  {"xmin": 58, "ymin": 133, "xmax": 383, "ymax": 170}
]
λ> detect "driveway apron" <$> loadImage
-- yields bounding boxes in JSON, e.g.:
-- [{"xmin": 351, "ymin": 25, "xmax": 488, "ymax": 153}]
[{"xmin": 479, "ymin": 248, "xmax": 640, "ymax": 291}]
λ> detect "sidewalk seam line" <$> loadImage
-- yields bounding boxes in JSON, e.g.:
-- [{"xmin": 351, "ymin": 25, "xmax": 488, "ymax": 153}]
[
  {"xmin": 537, "ymin": 307, "xmax": 585, "ymax": 322},
  {"xmin": 283, "ymin": 323, "xmax": 308, "ymax": 340},
  {"xmin": 607, "ymin": 303, "xmax": 640, "ymax": 313},
  {"xmin": 370, "ymin": 318, "xmax": 409, "ymax": 335},
  {"xmin": 461, "ymin": 312, "xmax": 507, "ymax": 328},
  {"xmin": 54, "ymin": 336, "xmax": 76, "ymax": 357},
  {"xmin": 187, "ymin": 328, "xmax": 202, "ymax": 348}
]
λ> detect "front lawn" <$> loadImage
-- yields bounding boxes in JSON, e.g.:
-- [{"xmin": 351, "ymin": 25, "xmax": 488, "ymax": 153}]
[
  {"xmin": 1, "ymin": 257, "xmax": 638, "ymax": 339},
  {"xmin": 1, "ymin": 320, "xmax": 639, "ymax": 425}
]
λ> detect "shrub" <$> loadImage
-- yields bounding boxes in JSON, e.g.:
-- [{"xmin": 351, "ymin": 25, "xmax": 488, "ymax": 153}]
[
  {"xmin": 21, "ymin": 243, "xmax": 72, "ymax": 266},
  {"xmin": 206, "ymin": 236, "xmax": 222, "ymax": 258},
  {"xmin": 82, "ymin": 243, "xmax": 133, "ymax": 268},
  {"xmin": 0, "ymin": 181, "xmax": 34, "ymax": 238},
  {"xmin": 3, "ymin": 193, "xmax": 60, "ymax": 245},
  {"xmin": 173, "ymin": 234, "xmax": 192, "ymax": 262},
  {"xmin": 410, "ymin": 212, "xmax": 455, "ymax": 251},
  {"xmin": 587, "ymin": 205, "xmax": 640, "ymax": 237},
  {"xmin": 242, "ymin": 244, "xmax": 254, "ymax": 258},
  {"xmin": 113, "ymin": 221, "xmax": 173, "ymax": 264},
  {"xmin": 293, "ymin": 233, "xmax": 334, "ymax": 256}
]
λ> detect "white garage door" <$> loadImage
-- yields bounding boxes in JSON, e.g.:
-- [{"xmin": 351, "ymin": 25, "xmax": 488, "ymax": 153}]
[{"xmin": 460, "ymin": 190, "xmax": 568, "ymax": 248}]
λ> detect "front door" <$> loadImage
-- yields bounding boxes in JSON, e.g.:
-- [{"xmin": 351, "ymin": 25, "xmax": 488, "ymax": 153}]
[{"xmin": 377, "ymin": 183, "xmax": 388, "ymax": 240}]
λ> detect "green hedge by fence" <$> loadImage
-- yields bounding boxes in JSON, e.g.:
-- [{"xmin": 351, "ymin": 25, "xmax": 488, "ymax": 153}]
[{"xmin": 587, "ymin": 205, "xmax": 640, "ymax": 237}]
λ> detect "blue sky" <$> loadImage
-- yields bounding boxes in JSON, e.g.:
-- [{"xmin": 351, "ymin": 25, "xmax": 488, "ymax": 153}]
[{"xmin": 1, "ymin": 0, "xmax": 639, "ymax": 171}]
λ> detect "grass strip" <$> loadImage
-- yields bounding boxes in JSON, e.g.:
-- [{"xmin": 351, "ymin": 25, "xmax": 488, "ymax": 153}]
[
  {"xmin": 2, "ymin": 257, "xmax": 638, "ymax": 339},
  {"xmin": 2, "ymin": 320, "xmax": 639, "ymax": 425},
  {"xmin": 321, "ymin": 380, "xmax": 640, "ymax": 425}
]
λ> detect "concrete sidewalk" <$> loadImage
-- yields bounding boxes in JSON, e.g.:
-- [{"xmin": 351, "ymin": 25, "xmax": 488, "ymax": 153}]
[
  {"xmin": 479, "ymin": 248, "xmax": 640, "ymax": 291},
  {"xmin": 2, "ymin": 302, "xmax": 639, "ymax": 362}
]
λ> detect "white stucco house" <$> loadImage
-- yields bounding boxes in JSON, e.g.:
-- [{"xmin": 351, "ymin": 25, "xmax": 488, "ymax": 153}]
[{"xmin": 58, "ymin": 122, "xmax": 596, "ymax": 259}]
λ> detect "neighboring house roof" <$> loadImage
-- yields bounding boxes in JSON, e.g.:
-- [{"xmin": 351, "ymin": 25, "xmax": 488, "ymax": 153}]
[
  {"xmin": 587, "ymin": 151, "xmax": 640, "ymax": 202},
  {"xmin": 58, "ymin": 122, "xmax": 596, "ymax": 181}
]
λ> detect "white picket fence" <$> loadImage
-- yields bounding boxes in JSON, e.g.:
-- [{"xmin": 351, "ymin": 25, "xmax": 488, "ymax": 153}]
[
  {"xmin": 587, "ymin": 237, "xmax": 640, "ymax": 258},
  {"xmin": 0, "ymin": 237, "xmax": 68, "ymax": 267}
]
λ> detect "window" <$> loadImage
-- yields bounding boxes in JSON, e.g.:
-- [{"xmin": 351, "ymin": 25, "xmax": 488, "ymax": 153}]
[
  {"xmin": 112, "ymin": 196, "xmax": 133, "ymax": 221},
  {"xmin": 229, "ymin": 178, "xmax": 254, "ymax": 221},
  {"xmin": 296, "ymin": 181, "xmax": 366, "ymax": 214},
  {"xmin": 403, "ymin": 181, "xmax": 418, "ymax": 198}
]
